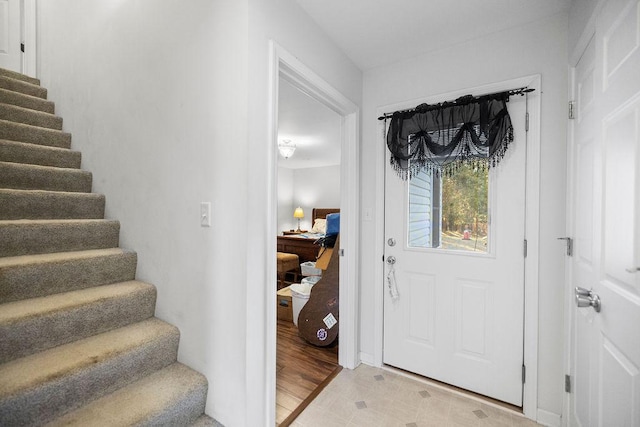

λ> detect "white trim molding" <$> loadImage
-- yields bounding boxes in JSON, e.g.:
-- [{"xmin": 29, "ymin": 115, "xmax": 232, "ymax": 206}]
[
  {"xmin": 373, "ymin": 75, "xmax": 542, "ymax": 421},
  {"xmin": 22, "ymin": 0, "xmax": 37, "ymax": 78},
  {"xmin": 537, "ymin": 409, "xmax": 562, "ymax": 427}
]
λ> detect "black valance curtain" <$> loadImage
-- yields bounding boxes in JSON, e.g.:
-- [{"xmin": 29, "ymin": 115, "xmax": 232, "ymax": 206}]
[{"xmin": 385, "ymin": 90, "xmax": 521, "ymax": 179}]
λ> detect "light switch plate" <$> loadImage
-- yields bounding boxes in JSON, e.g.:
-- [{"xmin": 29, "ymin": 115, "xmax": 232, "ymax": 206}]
[{"xmin": 200, "ymin": 202, "xmax": 211, "ymax": 227}]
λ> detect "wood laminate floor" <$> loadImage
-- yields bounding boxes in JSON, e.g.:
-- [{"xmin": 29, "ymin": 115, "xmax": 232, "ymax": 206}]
[{"xmin": 276, "ymin": 319, "xmax": 340, "ymax": 426}]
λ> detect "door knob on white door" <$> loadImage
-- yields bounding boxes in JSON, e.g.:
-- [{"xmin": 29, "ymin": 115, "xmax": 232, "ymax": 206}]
[
  {"xmin": 575, "ymin": 287, "xmax": 601, "ymax": 313},
  {"xmin": 625, "ymin": 266, "xmax": 640, "ymax": 273}
]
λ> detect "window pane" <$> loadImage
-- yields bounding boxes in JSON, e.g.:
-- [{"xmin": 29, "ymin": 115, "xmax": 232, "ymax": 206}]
[
  {"xmin": 408, "ymin": 169, "xmax": 437, "ymax": 248},
  {"xmin": 408, "ymin": 164, "xmax": 489, "ymax": 253}
]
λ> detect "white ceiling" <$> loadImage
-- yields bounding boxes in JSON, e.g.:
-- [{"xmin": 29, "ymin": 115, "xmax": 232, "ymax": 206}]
[
  {"xmin": 278, "ymin": 0, "xmax": 571, "ymax": 168},
  {"xmin": 277, "ymin": 78, "xmax": 342, "ymax": 169},
  {"xmin": 294, "ymin": 0, "xmax": 571, "ymax": 70}
]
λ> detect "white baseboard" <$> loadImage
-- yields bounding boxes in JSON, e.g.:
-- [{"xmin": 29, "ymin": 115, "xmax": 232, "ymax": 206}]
[
  {"xmin": 359, "ymin": 352, "xmax": 375, "ymax": 366},
  {"xmin": 536, "ymin": 409, "xmax": 561, "ymax": 427}
]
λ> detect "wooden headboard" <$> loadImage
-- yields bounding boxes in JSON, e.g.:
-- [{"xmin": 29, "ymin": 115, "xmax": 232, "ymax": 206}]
[{"xmin": 312, "ymin": 208, "xmax": 340, "ymax": 224}]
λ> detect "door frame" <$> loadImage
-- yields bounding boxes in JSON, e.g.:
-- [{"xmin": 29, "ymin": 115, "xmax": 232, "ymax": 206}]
[
  {"xmin": 563, "ymin": 2, "xmax": 604, "ymax": 424},
  {"xmin": 22, "ymin": 0, "xmax": 37, "ymax": 77},
  {"xmin": 372, "ymin": 75, "xmax": 542, "ymax": 420},
  {"xmin": 5, "ymin": 0, "xmax": 37, "ymax": 76},
  {"xmin": 264, "ymin": 40, "xmax": 360, "ymax": 422}
]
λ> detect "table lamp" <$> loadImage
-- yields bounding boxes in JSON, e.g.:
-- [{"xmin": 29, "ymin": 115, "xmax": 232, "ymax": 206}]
[{"xmin": 293, "ymin": 207, "xmax": 304, "ymax": 232}]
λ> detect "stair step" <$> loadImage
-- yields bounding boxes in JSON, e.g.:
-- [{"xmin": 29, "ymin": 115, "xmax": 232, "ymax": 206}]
[
  {"xmin": 0, "ymin": 103, "xmax": 62, "ymax": 130},
  {"xmin": 0, "ymin": 189, "xmax": 105, "ymax": 220},
  {"xmin": 0, "ymin": 75, "xmax": 47, "ymax": 99},
  {"xmin": 0, "ymin": 248, "xmax": 137, "ymax": 303},
  {"xmin": 0, "ymin": 318, "xmax": 180, "ymax": 426},
  {"xmin": 0, "ymin": 67, "xmax": 40, "ymax": 86},
  {"xmin": 191, "ymin": 414, "xmax": 223, "ymax": 426},
  {"xmin": 0, "ymin": 281, "xmax": 156, "ymax": 363},
  {"xmin": 0, "ymin": 88, "xmax": 54, "ymax": 113},
  {"xmin": 0, "ymin": 119, "xmax": 71, "ymax": 148},
  {"xmin": 46, "ymin": 363, "xmax": 207, "ymax": 427},
  {"xmin": 0, "ymin": 161, "xmax": 91, "ymax": 192},
  {"xmin": 0, "ymin": 139, "xmax": 81, "ymax": 169},
  {"xmin": 0, "ymin": 219, "xmax": 120, "ymax": 257}
]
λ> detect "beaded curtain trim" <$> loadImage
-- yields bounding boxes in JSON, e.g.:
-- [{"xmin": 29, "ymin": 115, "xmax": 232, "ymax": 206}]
[{"xmin": 385, "ymin": 91, "xmax": 516, "ymax": 179}]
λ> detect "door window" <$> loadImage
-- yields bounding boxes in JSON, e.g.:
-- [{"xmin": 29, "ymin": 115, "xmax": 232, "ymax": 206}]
[{"xmin": 408, "ymin": 163, "xmax": 489, "ymax": 253}]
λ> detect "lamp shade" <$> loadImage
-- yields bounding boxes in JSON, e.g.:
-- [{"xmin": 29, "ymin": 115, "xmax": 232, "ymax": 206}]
[{"xmin": 293, "ymin": 207, "xmax": 304, "ymax": 219}]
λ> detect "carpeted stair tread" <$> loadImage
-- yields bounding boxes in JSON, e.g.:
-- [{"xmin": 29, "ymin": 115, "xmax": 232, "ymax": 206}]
[
  {"xmin": 0, "ymin": 87, "xmax": 54, "ymax": 113},
  {"xmin": 0, "ymin": 139, "xmax": 81, "ymax": 168},
  {"xmin": 46, "ymin": 363, "xmax": 208, "ymax": 427},
  {"xmin": 0, "ymin": 103, "xmax": 62, "ymax": 130},
  {"xmin": 0, "ymin": 161, "xmax": 92, "ymax": 192},
  {"xmin": 0, "ymin": 280, "xmax": 157, "ymax": 363},
  {"xmin": 0, "ymin": 318, "xmax": 180, "ymax": 426},
  {"xmin": 0, "ymin": 219, "xmax": 120, "ymax": 257},
  {"xmin": 0, "ymin": 118, "xmax": 71, "ymax": 148},
  {"xmin": 0, "ymin": 188, "xmax": 105, "ymax": 220},
  {"xmin": 191, "ymin": 414, "xmax": 224, "ymax": 426},
  {"xmin": 0, "ymin": 67, "xmax": 40, "ymax": 86},
  {"xmin": 0, "ymin": 248, "xmax": 137, "ymax": 303},
  {"xmin": 0, "ymin": 68, "xmax": 212, "ymax": 423},
  {"xmin": 0, "ymin": 75, "xmax": 47, "ymax": 99}
]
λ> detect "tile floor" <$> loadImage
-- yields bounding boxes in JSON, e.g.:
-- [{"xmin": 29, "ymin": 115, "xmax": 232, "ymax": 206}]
[{"xmin": 292, "ymin": 364, "xmax": 542, "ymax": 427}]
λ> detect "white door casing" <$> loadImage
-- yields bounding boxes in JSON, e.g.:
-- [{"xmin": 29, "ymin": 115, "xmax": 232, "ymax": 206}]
[
  {"xmin": 383, "ymin": 91, "xmax": 528, "ymax": 406},
  {"xmin": 566, "ymin": 0, "xmax": 640, "ymax": 425},
  {"xmin": 0, "ymin": 0, "xmax": 36, "ymax": 76},
  {"xmin": 262, "ymin": 41, "xmax": 359, "ymax": 427}
]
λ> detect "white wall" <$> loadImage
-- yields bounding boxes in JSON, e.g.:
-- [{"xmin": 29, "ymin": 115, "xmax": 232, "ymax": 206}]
[
  {"xmin": 277, "ymin": 167, "xmax": 294, "ymax": 231},
  {"xmin": 569, "ymin": 0, "xmax": 601, "ymax": 58},
  {"xmin": 360, "ymin": 13, "xmax": 568, "ymax": 419},
  {"xmin": 294, "ymin": 165, "xmax": 341, "ymax": 231},
  {"xmin": 36, "ymin": 0, "xmax": 251, "ymax": 424},
  {"xmin": 37, "ymin": 1, "xmax": 360, "ymax": 424},
  {"xmin": 277, "ymin": 165, "xmax": 341, "ymax": 231}
]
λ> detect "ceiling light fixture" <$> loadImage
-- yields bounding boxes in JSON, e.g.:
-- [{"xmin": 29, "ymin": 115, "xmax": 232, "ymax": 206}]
[{"xmin": 278, "ymin": 139, "xmax": 296, "ymax": 159}]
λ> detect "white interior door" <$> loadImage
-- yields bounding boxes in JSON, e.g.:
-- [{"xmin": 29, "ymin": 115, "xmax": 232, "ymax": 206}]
[
  {"xmin": 0, "ymin": 0, "xmax": 21, "ymax": 72},
  {"xmin": 567, "ymin": 1, "xmax": 640, "ymax": 425},
  {"xmin": 383, "ymin": 95, "xmax": 527, "ymax": 406}
]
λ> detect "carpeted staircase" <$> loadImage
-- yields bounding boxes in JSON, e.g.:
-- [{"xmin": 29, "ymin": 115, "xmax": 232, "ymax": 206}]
[{"xmin": 0, "ymin": 67, "xmax": 218, "ymax": 426}]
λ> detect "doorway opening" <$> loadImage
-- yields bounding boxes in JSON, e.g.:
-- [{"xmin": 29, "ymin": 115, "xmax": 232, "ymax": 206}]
[
  {"xmin": 373, "ymin": 75, "xmax": 542, "ymax": 419},
  {"xmin": 266, "ymin": 42, "xmax": 359, "ymax": 426},
  {"xmin": 275, "ymin": 76, "xmax": 342, "ymax": 425}
]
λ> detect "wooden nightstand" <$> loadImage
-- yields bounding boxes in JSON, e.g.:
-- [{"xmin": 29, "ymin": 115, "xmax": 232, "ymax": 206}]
[{"xmin": 282, "ymin": 230, "xmax": 308, "ymax": 235}]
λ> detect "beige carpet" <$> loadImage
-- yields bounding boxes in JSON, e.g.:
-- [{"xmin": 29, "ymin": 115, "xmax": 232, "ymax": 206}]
[{"xmin": 0, "ymin": 66, "xmax": 219, "ymax": 426}]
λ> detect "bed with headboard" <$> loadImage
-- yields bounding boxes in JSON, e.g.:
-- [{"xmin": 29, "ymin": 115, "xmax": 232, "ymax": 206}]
[{"xmin": 276, "ymin": 208, "xmax": 339, "ymax": 264}]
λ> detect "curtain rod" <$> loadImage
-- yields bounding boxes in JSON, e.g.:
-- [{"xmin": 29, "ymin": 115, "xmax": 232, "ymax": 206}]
[{"xmin": 377, "ymin": 87, "xmax": 534, "ymax": 121}]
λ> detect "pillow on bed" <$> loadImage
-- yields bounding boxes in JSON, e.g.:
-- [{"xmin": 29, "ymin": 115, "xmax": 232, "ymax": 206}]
[{"xmin": 311, "ymin": 218, "xmax": 327, "ymax": 234}]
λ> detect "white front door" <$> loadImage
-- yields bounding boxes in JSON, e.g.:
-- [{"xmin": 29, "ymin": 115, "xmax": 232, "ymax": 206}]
[
  {"xmin": 567, "ymin": 0, "xmax": 640, "ymax": 425},
  {"xmin": 0, "ymin": 0, "xmax": 21, "ymax": 72},
  {"xmin": 383, "ymin": 94, "xmax": 527, "ymax": 406}
]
